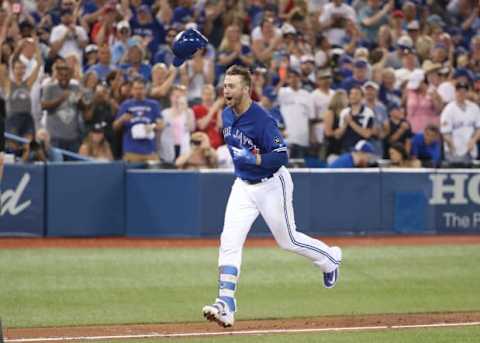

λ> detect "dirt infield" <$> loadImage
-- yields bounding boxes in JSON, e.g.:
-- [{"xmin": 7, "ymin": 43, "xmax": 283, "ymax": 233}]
[
  {"xmin": 3, "ymin": 235, "xmax": 480, "ymax": 342},
  {"xmin": 1, "ymin": 235, "xmax": 480, "ymax": 249},
  {"xmin": 5, "ymin": 312, "xmax": 480, "ymax": 342}
]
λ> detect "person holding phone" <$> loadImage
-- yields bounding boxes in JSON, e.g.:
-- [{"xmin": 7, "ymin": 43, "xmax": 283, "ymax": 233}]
[{"xmin": 175, "ymin": 131, "xmax": 218, "ymax": 169}]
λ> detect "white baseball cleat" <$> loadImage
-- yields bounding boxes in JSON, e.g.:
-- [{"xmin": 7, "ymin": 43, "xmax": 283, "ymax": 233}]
[
  {"xmin": 202, "ymin": 299, "xmax": 235, "ymax": 328},
  {"xmin": 323, "ymin": 246, "xmax": 342, "ymax": 289}
]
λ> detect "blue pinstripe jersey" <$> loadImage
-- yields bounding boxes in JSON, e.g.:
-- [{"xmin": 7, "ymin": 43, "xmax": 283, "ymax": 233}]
[{"xmin": 222, "ymin": 102, "xmax": 287, "ymax": 180}]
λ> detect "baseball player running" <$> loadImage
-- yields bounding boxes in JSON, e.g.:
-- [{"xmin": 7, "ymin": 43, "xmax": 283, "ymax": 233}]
[{"xmin": 202, "ymin": 65, "xmax": 342, "ymax": 328}]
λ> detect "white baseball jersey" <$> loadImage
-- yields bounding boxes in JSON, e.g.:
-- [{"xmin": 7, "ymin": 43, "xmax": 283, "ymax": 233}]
[
  {"xmin": 318, "ymin": 3, "xmax": 356, "ymax": 46},
  {"xmin": 278, "ymin": 87, "xmax": 315, "ymax": 147},
  {"xmin": 440, "ymin": 100, "xmax": 480, "ymax": 158},
  {"xmin": 311, "ymin": 88, "xmax": 334, "ymax": 143}
]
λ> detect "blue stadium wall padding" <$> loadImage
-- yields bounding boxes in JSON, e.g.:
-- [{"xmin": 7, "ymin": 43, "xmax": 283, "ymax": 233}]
[
  {"xmin": 1, "ymin": 164, "xmax": 45, "ymax": 236},
  {"xmin": 126, "ymin": 170, "xmax": 202, "ymax": 237},
  {"xmin": 198, "ymin": 172, "xmax": 233, "ymax": 237},
  {"xmin": 5, "ymin": 163, "xmax": 480, "ymax": 237},
  {"xmin": 198, "ymin": 172, "xmax": 271, "ymax": 237},
  {"xmin": 46, "ymin": 162, "xmax": 125, "ymax": 236},
  {"xmin": 381, "ymin": 170, "xmax": 436, "ymax": 234},
  {"xmin": 290, "ymin": 171, "xmax": 313, "ymax": 235},
  {"xmin": 308, "ymin": 170, "xmax": 382, "ymax": 235},
  {"xmin": 125, "ymin": 170, "xmax": 383, "ymax": 238},
  {"xmin": 393, "ymin": 192, "xmax": 427, "ymax": 233}
]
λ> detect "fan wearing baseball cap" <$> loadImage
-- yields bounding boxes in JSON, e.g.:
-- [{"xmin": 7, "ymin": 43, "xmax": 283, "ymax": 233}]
[
  {"xmin": 110, "ymin": 21, "xmax": 132, "ymax": 65},
  {"xmin": 383, "ymin": 105, "xmax": 412, "ymax": 159},
  {"xmin": 129, "ymin": 4, "xmax": 167, "ymax": 62},
  {"xmin": 339, "ymin": 58, "xmax": 369, "ymax": 92},
  {"xmin": 79, "ymin": 121, "xmax": 113, "ymax": 161},
  {"xmin": 328, "ymin": 140, "xmax": 377, "ymax": 168},
  {"xmin": 384, "ymin": 35, "xmax": 414, "ymax": 69},
  {"xmin": 440, "ymin": 80, "xmax": 480, "ymax": 162}
]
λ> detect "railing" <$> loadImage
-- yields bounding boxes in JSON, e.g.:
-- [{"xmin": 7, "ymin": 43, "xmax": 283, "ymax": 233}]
[{"xmin": 4, "ymin": 132, "xmax": 93, "ymax": 162}]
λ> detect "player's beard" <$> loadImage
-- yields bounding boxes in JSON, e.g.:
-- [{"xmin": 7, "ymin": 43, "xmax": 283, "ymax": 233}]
[{"xmin": 225, "ymin": 93, "xmax": 240, "ymax": 108}]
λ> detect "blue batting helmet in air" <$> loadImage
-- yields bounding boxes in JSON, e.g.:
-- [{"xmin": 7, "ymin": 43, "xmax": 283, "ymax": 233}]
[{"xmin": 172, "ymin": 28, "xmax": 209, "ymax": 67}]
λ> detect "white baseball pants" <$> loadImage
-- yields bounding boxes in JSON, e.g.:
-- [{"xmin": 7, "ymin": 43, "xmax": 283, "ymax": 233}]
[{"xmin": 218, "ymin": 166, "xmax": 340, "ymax": 273}]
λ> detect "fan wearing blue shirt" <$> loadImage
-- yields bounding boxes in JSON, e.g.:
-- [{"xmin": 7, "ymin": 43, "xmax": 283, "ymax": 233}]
[
  {"xmin": 112, "ymin": 77, "xmax": 164, "ymax": 162},
  {"xmin": 119, "ymin": 43, "xmax": 152, "ymax": 81},
  {"xmin": 259, "ymin": 86, "xmax": 285, "ymax": 133},
  {"xmin": 329, "ymin": 140, "xmax": 377, "ymax": 168},
  {"xmin": 86, "ymin": 44, "xmax": 116, "ymax": 81},
  {"xmin": 340, "ymin": 59, "xmax": 369, "ymax": 92},
  {"xmin": 411, "ymin": 124, "xmax": 442, "ymax": 167},
  {"xmin": 129, "ymin": 5, "xmax": 166, "ymax": 60}
]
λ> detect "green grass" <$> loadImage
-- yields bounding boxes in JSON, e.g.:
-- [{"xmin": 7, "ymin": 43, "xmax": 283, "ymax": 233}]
[
  {"xmin": 101, "ymin": 326, "xmax": 480, "ymax": 343},
  {"xmin": 1, "ymin": 245, "xmax": 480, "ymax": 328}
]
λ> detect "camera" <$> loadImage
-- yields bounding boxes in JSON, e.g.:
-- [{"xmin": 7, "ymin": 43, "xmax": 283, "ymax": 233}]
[
  {"xmin": 331, "ymin": 14, "xmax": 346, "ymax": 28},
  {"xmin": 191, "ymin": 139, "xmax": 202, "ymax": 146},
  {"xmin": 26, "ymin": 140, "xmax": 47, "ymax": 162},
  {"xmin": 291, "ymin": 11, "xmax": 304, "ymax": 22}
]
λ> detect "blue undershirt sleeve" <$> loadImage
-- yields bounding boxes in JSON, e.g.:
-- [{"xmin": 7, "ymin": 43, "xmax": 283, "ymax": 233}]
[
  {"xmin": 260, "ymin": 116, "xmax": 288, "ymax": 169},
  {"xmin": 260, "ymin": 151, "xmax": 288, "ymax": 169}
]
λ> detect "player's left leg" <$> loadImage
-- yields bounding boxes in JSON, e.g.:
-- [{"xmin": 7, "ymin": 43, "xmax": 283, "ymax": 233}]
[{"xmin": 256, "ymin": 167, "xmax": 342, "ymax": 287}]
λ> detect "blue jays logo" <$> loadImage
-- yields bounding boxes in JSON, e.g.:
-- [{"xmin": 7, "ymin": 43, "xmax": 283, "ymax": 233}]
[{"xmin": 224, "ymin": 127, "xmax": 258, "ymax": 151}]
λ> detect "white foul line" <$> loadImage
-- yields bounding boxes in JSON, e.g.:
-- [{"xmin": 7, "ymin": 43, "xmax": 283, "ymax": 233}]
[{"xmin": 5, "ymin": 321, "xmax": 480, "ymax": 342}]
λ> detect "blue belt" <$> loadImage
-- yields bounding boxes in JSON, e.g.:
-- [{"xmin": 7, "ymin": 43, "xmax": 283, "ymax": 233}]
[{"xmin": 242, "ymin": 174, "xmax": 274, "ymax": 185}]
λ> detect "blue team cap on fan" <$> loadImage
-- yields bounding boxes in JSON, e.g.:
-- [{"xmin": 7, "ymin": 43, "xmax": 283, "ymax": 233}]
[{"xmin": 354, "ymin": 140, "xmax": 375, "ymax": 154}]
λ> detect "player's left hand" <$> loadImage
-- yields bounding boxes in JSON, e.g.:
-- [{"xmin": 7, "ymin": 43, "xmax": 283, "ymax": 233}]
[{"xmin": 231, "ymin": 147, "xmax": 257, "ymax": 165}]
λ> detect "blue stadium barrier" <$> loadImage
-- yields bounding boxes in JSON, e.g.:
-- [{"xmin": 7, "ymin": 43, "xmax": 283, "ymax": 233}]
[
  {"xmin": 2, "ymin": 163, "xmax": 480, "ymax": 237},
  {"xmin": 46, "ymin": 162, "xmax": 125, "ymax": 237},
  {"xmin": 198, "ymin": 170, "xmax": 271, "ymax": 237},
  {"xmin": 124, "ymin": 169, "xmax": 383, "ymax": 237},
  {"xmin": 380, "ymin": 169, "xmax": 435, "ymax": 234},
  {"xmin": 0, "ymin": 164, "xmax": 45, "ymax": 236},
  {"xmin": 126, "ymin": 170, "xmax": 202, "ymax": 237},
  {"xmin": 307, "ymin": 170, "xmax": 382, "ymax": 235}
]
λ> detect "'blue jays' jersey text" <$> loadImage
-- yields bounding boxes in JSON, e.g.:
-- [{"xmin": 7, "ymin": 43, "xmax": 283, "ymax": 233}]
[{"xmin": 222, "ymin": 102, "xmax": 287, "ymax": 181}]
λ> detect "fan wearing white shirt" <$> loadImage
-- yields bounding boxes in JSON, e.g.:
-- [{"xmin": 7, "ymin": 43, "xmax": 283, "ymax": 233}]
[
  {"xmin": 318, "ymin": 0, "xmax": 357, "ymax": 47},
  {"xmin": 311, "ymin": 69, "xmax": 335, "ymax": 147},
  {"xmin": 278, "ymin": 68, "xmax": 315, "ymax": 158},
  {"xmin": 440, "ymin": 81, "xmax": 480, "ymax": 162},
  {"xmin": 49, "ymin": 9, "xmax": 88, "ymax": 67}
]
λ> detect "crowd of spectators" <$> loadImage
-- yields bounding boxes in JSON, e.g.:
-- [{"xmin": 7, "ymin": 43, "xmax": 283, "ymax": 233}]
[{"xmin": 2, "ymin": 0, "xmax": 480, "ymax": 169}]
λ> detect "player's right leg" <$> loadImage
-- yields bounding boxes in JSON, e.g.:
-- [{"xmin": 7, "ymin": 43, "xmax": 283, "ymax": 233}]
[
  {"xmin": 257, "ymin": 167, "xmax": 342, "ymax": 288},
  {"xmin": 203, "ymin": 179, "xmax": 259, "ymax": 327}
]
